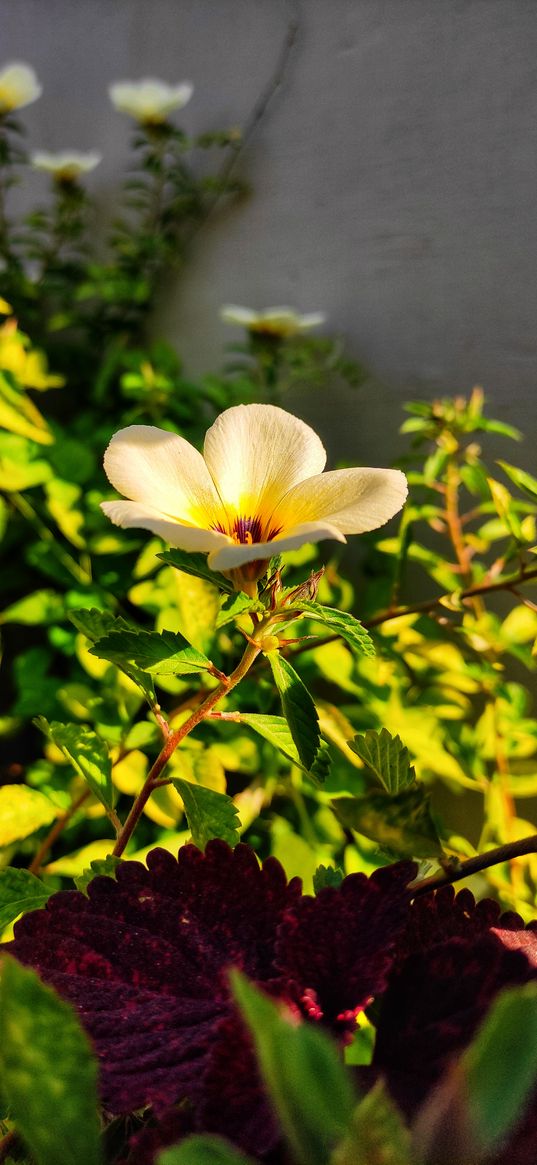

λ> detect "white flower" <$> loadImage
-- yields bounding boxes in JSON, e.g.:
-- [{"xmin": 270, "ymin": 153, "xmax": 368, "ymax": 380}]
[
  {"xmin": 0, "ymin": 63, "xmax": 42, "ymax": 114},
  {"xmin": 221, "ymin": 306, "xmax": 326, "ymax": 339},
  {"xmin": 31, "ymin": 150, "xmax": 102, "ymax": 181},
  {"xmin": 109, "ymin": 79, "xmax": 193, "ymax": 124},
  {"xmin": 101, "ymin": 404, "xmax": 407, "ymax": 594}
]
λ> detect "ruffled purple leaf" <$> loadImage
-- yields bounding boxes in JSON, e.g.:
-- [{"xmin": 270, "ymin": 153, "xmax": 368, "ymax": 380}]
[
  {"xmin": 9, "ymin": 841, "xmax": 416, "ymax": 1159},
  {"xmin": 374, "ymin": 886, "xmax": 537, "ymax": 1121}
]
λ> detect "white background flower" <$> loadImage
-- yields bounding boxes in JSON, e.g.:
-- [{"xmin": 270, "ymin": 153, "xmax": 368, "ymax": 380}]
[
  {"xmin": 221, "ymin": 306, "xmax": 326, "ymax": 338},
  {"xmin": 101, "ymin": 404, "xmax": 407, "ymax": 589},
  {"xmin": 109, "ymin": 79, "xmax": 193, "ymax": 124},
  {"xmin": 31, "ymin": 150, "xmax": 102, "ymax": 180},
  {"xmin": 0, "ymin": 62, "xmax": 42, "ymax": 114}
]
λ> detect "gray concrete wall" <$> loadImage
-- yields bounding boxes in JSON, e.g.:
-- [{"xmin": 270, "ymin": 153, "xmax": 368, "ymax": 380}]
[{"xmin": 3, "ymin": 0, "xmax": 537, "ymax": 468}]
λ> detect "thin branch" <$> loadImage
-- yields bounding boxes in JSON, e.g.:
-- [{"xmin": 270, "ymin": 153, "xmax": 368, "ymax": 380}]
[
  {"xmin": 28, "ymin": 787, "xmax": 92, "ymax": 876},
  {"xmin": 285, "ymin": 563, "xmax": 537, "ymax": 658},
  {"xmin": 0, "ymin": 1130, "xmax": 18, "ymax": 1163},
  {"xmin": 112, "ymin": 636, "xmax": 263, "ymax": 857},
  {"xmin": 185, "ymin": 0, "xmax": 300, "ymax": 243},
  {"xmin": 409, "ymin": 834, "xmax": 537, "ymax": 897}
]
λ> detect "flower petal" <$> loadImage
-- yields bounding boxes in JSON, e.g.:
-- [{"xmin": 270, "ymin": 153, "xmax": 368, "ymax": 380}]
[
  {"xmin": 271, "ymin": 467, "xmax": 408, "ymax": 535},
  {"xmin": 101, "ymin": 500, "xmax": 231, "ymax": 553},
  {"xmin": 207, "ymin": 519, "xmax": 346, "ymax": 571},
  {"xmin": 203, "ymin": 404, "xmax": 327, "ymax": 523},
  {"xmin": 103, "ymin": 425, "xmax": 223, "ymax": 527},
  {"xmin": 220, "ymin": 305, "xmax": 258, "ymax": 326}
]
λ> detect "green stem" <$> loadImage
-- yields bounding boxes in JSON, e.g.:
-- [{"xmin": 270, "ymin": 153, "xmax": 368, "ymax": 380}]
[{"xmin": 10, "ymin": 491, "xmax": 91, "ymax": 586}]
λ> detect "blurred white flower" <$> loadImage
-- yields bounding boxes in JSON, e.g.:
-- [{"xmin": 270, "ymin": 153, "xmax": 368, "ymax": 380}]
[
  {"xmin": 0, "ymin": 62, "xmax": 42, "ymax": 114},
  {"xmin": 31, "ymin": 150, "xmax": 102, "ymax": 181},
  {"xmin": 221, "ymin": 306, "xmax": 326, "ymax": 339},
  {"xmin": 109, "ymin": 79, "xmax": 193, "ymax": 124}
]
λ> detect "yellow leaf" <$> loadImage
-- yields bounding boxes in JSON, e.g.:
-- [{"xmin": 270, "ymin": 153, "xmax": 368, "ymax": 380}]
[{"xmin": 0, "ymin": 786, "xmax": 57, "ymax": 846}]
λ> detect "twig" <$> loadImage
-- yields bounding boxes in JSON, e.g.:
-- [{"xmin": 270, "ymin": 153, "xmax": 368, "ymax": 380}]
[
  {"xmin": 28, "ymin": 788, "xmax": 92, "ymax": 876},
  {"xmin": 112, "ymin": 636, "xmax": 263, "ymax": 857},
  {"xmin": 285, "ymin": 563, "xmax": 537, "ymax": 658},
  {"xmin": 409, "ymin": 834, "xmax": 537, "ymax": 897},
  {"xmin": 184, "ymin": 0, "xmax": 300, "ymax": 243},
  {"xmin": 0, "ymin": 1130, "xmax": 18, "ymax": 1163}
]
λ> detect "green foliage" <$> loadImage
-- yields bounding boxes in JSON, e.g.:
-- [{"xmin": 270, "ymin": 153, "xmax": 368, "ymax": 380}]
[
  {"xmin": 266, "ymin": 652, "xmax": 321, "ymax": 772},
  {"xmin": 0, "ymin": 786, "xmax": 57, "ymax": 846},
  {"xmin": 287, "ymin": 601, "xmax": 375, "ymax": 658},
  {"xmin": 172, "ymin": 778, "xmax": 241, "ymax": 849},
  {"xmin": 158, "ymin": 1137, "xmax": 256, "ymax": 1165},
  {"xmin": 231, "ymin": 971, "xmax": 356, "ymax": 1165},
  {"xmin": 0, "ymin": 958, "xmax": 102, "ymax": 1165},
  {"xmin": 334, "ymin": 786, "xmax": 443, "ymax": 859},
  {"xmin": 35, "ymin": 717, "xmax": 115, "ymax": 812},
  {"xmin": 159, "ymin": 548, "xmax": 235, "ymax": 592},
  {"xmin": 0, "ymin": 868, "xmax": 52, "ymax": 932},
  {"xmin": 332, "ymin": 1081, "xmax": 413, "ymax": 1165},
  {"xmin": 239, "ymin": 712, "xmax": 330, "ymax": 782},
  {"xmin": 349, "ymin": 728, "xmax": 416, "ymax": 793},
  {"xmin": 89, "ymin": 626, "xmax": 213, "ymax": 676},
  {"xmin": 415, "ymin": 983, "xmax": 537, "ymax": 1164}
]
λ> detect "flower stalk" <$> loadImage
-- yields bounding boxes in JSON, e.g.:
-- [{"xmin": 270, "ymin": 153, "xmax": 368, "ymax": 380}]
[{"xmin": 112, "ymin": 624, "xmax": 269, "ymax": 857}]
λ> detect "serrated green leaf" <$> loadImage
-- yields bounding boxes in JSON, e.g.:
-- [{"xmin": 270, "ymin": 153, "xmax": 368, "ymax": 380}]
[
  {"xmin": 0, "ymin": 957, "xmax": 102, "ymax": 1165},
  {"xmin": 90, "ymin": 627, "xmax": 212, "ymax": 676},
  {"xmin": 266, "ymin": 652, "xmax": 320, "ymax": 771},
  {"xmin": 0, "ymin": 786, "xmax": 57, "ymax": 847},
  {"xmin": 332, "ymin": 1080, "xmax": 412, "ymax": 1165},
  {"xmin": 415, "ymin": 983, "xmax": 537, "ymax": 1164},
  {"xmin": 334, "ymin": 787, "xmax": 443, "ymax": 859},
  {"xmin": 287, "ymin": 601, "xmax": 375, "ymax": 657},
  {"xmin": 240, "ymin": 713, "xmax": 330, "ymax": 783},
  {"xmin": 158, "ymin": 1136, "xmax": 255, "ymax": 1165},
  {"xmin": 68, "ymin": 607, "xmax": 120, "ymax": 641},
  {"xmin": 216, "ymin": 592, "xmax": 259, "ymax": 628},
  {"xmin": 349, "ymin": 728, "xmax": 415, "ymax": 793},
  {"xmin": 231, "ymin": 971, "xmax": 355, "ymax": 1165},
  {"xmin": 75, "ymin": 855, "xmax": 122, "ymax": 893},
  {"xmin": 172, "ymin": 778, "xmax": 240, "ymax": 849},
  {"xmin": 0, "ymin": 868, "xmax": 52, "ymax": 932},
  {"xmin": 159, "ymin": 548, "xmax": 235, "ymax": 592},
  {"xmin": 313, "ymin": 865, "xmax": 344, "ymax": 894},
  {"xmin": 34, "ymin": 718, "xmax": 114, "ymax": 812}
]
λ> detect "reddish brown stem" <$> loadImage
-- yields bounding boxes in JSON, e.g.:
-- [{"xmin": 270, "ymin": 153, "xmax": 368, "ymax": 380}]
[
  {"xmin": 28, "ymin": 788, "xmax": 92, "ymax": 876},
  {"xmin": 112, "ymin": 637, "xmax": 262, "ymax": 857},
  {"xmin": 409, "ymin": 834, "xmax": 537, "ymax": 897},
  {"xmin": 0, "ymin": 1131, "xmax": 18, "ymax": 1163}
]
